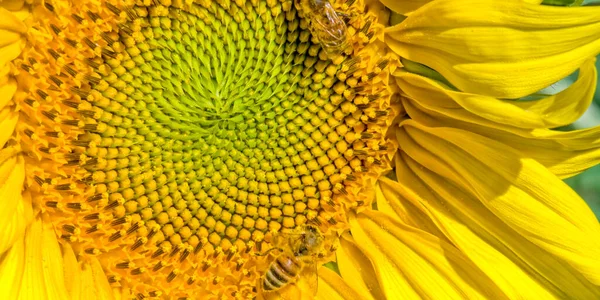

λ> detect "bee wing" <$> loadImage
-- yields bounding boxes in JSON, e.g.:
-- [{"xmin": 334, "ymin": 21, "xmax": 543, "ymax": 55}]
[
  {"xmin": 299, "ymin": 261, "xmax": 319, "ymax": 297},
  {"xmin": 312, "ymin": 2, "xmax": 345, "ymax": 29},
  {"xmin": 270, "ymin": 230, "xmax": 303, "ymax": 251}
]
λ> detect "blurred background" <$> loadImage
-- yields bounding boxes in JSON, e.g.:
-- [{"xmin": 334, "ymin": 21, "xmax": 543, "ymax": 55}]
[{"xmin": 563, "ymin": 56, "xmax": 600, "ymax": 219}]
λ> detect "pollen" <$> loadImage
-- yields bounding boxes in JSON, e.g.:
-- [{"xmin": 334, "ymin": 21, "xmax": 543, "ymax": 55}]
[{"xmin": 14, "ymin": 0, "xmax": 396, "ymax": 298}]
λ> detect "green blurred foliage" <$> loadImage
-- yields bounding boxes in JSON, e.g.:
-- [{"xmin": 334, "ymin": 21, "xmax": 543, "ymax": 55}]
[
  {"xmin": 566, "ymin": 166, "xmax": 600, "ymax": 219},
  {"xmin": 564, "ymin": 57, "xmax": 600, "ymax": 219}
]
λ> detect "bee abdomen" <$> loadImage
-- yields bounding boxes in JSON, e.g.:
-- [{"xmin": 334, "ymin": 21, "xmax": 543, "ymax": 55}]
[
  {"xmin": 276, "ymin": 256, "xmax": 301, "ymax": 277},
  {"xmin": 263, "ymin": 256, "xmax": 302, "ymax": 291}
]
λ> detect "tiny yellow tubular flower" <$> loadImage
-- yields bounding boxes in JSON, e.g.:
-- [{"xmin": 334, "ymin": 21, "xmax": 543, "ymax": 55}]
[
  {"xmin": 1, "ymin": 0, "xmax": 399, "ymax": 298},
  {"xmin": 386, "ymin": 0, "xmax": 600, "ymax": 98}
]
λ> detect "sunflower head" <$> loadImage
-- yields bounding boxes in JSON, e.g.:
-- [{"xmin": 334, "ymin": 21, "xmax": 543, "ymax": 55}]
[{"xmin": 12, "ymin": 0, "xmax": 397, "ymax": 297}]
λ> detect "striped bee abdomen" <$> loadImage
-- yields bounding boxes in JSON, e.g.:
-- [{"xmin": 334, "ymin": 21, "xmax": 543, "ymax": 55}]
[{"xmin": 262, "ymin": 256, "xmax": 303, "ymax": 291}]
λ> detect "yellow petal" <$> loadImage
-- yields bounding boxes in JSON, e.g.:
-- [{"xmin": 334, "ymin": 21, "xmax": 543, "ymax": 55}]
[
  {"xmin": 379, "ymin": 0, "xmax": 432, "ymax": 15},
  {"xmin": 0, "ymin": 6, "xmax": 25, "ymax": 71},
  {"xmin": 395, "ymin": 59, "xmax": 597, "ymax": 129},
  {"xmin": 350, "ymin": 210, "xmax": 506, "ymax": 299},
  {"xmin": 386, "ymin": 0, "xmax": 600, "ymax": 98},
  {"xmin": 510, "ymin": 59, "xmax": 597, "ymax": 125},
  {"xmin": 381, "ymin": 158, "xmax": 600, "ymax": 298},
  {"xmin": 19, "ymin": 216, "xmax": 71, "ymax": 300},
  {"xmin": 401, "ymin": 93, "xmax": 600, "ymax": 178},
  {"xmin": 41, "ymin": 215, "xmax": 72, "ymax": 299},
  {"xmin": 0, "ymin": 38, "xmax": 23, "ymax": 68},
  {"xmin": 0, "ymin": 108, "xmax": 18, "ymax": 149},
  {"xmin": 80, "ymin": 257, "xmax": 115, "ymax": 300},
  {"xmin": 0, "ymin": 29, "xmax": 21, "ymax": 48},
  {"xmin": 0, "ymin": 149, "xmax": 26, "ymax": 255},
  {"xmin": 376, "ymin": 168, "xmax": 449, "ymax": 241},
  {"xmin": 336, "ymin": 233, "xmax": 383, "ymax": 300},
  {"xmin": 316, "ymin": 267, "xmax": 373, "ymax": 300},
  {"xmin": 397, "ymin": 120, "xmax": 600, "ymax": 285},
  {"xmin": 0, "ymin": 7, "xmax": 27, "ymax": 34},
  {"xmin": 0, "ymin": 0, "xmax": 25, "ymax": 12},
  {"xmin": 61, "ymin": 243, "xmax": 82, "ymax": 300},
  {"xmin": 0, "ymin": 235, "xmax": 25, "ymax": 299},
  {"xmin": 0, "ymin": 76, "xmax": 17, "ymax": 110}
]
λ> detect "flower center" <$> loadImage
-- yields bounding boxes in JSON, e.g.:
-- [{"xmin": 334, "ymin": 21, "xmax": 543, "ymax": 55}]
[{"xmin": 15, "ymin": 0, "xmax": 396, "ymax": 298}]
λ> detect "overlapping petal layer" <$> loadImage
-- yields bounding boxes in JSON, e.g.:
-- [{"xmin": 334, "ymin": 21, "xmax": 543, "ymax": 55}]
[
  {"xmin": 336, "ymin": 233, "xmax": 385, "ymax": 300},
  {"xmin": 0, "ymin": 149, "xmax": 28, "ymax": 255},
  {"xmin": 397, "ymin": 59, "xmax": 598, "ymax": 129},
  {"xmin": 386, "ymin": 0, "xmax": 600, "ymax": 98},
  {"xmin": 379, "ymin": 0, "xmax": 432, "ymax": 15},
  {"xmin": 316, "ymin": 267, "xmax": 373, "ymax": 300},
  {"xmin": 380, "ymin": 161, "xmax": 600, "ymax": 298},
  {"xmin": 396, "ymin": 120, "xmax": 600, "ymax": 285},
  {"xmin": 0, "ymin": 0, "xmax": 29, "ymax": 263},
  {"xmin": 348, "ymin": 210, "xmax": 506, "ymax": 299},
  {"xmin": 396, "ymin": 64, "xmax": 600, "ymax": 178}
]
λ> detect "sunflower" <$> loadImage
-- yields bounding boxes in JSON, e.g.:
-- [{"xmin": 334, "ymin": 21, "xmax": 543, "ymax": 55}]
[{"xmin": 2, "ymin": 0, "xmax": 600, "ymax": 299}]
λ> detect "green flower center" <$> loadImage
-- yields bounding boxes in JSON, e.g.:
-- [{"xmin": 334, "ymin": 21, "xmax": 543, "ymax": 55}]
[{"xmin": 89, "ymin": 2, "xmax": 351, "ymax": 246}]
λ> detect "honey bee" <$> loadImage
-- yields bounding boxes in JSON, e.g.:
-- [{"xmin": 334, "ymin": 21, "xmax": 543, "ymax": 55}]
[
  {"xmin": 296, "ymin": 0, "xmax": 350, "ymax": 56},
  {"xmin": 259, "ymin": 224, "xmax": 326, "ymax": 297}
]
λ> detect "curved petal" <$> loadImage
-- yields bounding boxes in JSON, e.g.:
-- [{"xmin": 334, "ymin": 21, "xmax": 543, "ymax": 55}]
[
  {"xmin": 379, "ymin": 0, "xmax": 432, "ymax": 15},
  {"xmin": 397, "ymin": 120, "xmax": 600, "ymax": 285},
  {"xmin": 0, "ymin": 77, "xmax": 17, "ymax": 110},
  {"xmin": 386, "ymin": 0, "xmax": 600, "ymax": 98},
  {"xmin": 0, "ymin": 6, "xmax": 25, "ymax": 149},
  {"xmin": 0, "ymin": 149, "xmax": 26, "ymax": 255},
  {"xmin": 0, "ymin": 7, "xmax": 27, "ymax": 34},
  {"xmin": 375, "ymin": 171, "xmax": 449, "ymax": 241},
  {"xmin": 395, "ymin": 59, "xmax": 597, "ymax": 129},
  {"xmin": 0, "ymin": 35, "xmax": 23, "ymax": 67},
  {"xmin": 0, "ymin": 7, "xmax": 25, "ymax": 69},
  {"xmin": 350, "ymin": 210, "xmax": 506, "ymax": 299},
  {"xmin": 79, "ymin": 257, "xmax": 115, "ymax": 300},
  {"xmin": 381, "ymin": 158, "xmax": 600, "ymax": 298},
  {"xmin": 0, "ymin": 107, "xmax": 18, "ymax": 149},
  {"xmin": 61, "ymin": 243, "xmax": 82, "ymax": 300},
  {"xmin": 403, "ymin": 96, "xmax": 600, "ymax": 179},
  {"xmin": 0, "ymin": 233, "xmax": 25, "ymax": 299},
  {"xmin": 0, "ymin": 0, "xmax": 25, "ymax": 11},
  {"xmin": 17, "ymin": 216, "xmax": 70, "ymax": 299},
  {"xmin": 316, "ymin": 267, "xmax": 373, "ymax": 300},
  {"xmin": 336, "ymin": 233, "xmax": 383, "ymax": 300}
]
